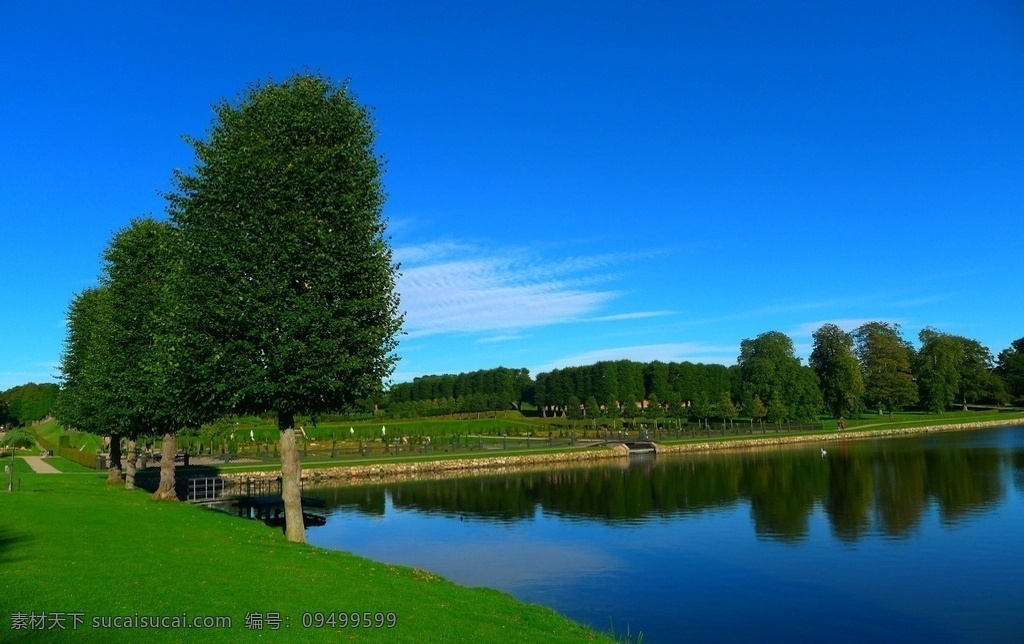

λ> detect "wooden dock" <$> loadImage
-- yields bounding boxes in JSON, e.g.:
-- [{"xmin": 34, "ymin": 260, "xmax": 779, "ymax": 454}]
[{"xmin": 234, "ymin": 495, "xmax": 327, "ymax": 526}]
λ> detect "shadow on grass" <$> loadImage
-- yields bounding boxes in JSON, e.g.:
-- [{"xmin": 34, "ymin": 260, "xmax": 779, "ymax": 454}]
[{"xmin": 0, "ymin": 524, "xmax": 32, "ymax": 564}]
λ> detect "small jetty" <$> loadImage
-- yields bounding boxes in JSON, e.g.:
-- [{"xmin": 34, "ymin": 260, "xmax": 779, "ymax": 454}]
[
  {"xmin": 235, "ymin": 494, "xmax": 328, "ymax": 527},
  {"xmin": 185, "ymin": 476, "xmax": 328, "ymax": 527},
  {"xmin": 622, "ymin": 441, "xmax": 657, "ymax": 455}
]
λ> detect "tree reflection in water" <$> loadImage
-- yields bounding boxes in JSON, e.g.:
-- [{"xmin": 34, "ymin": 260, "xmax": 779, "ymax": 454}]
[{"xmin": 307, "ymin": 430, "xmax": 1015, "ymax": 542}]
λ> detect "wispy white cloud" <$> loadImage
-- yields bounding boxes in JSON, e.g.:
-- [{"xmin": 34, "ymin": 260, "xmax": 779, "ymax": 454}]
[
  {"xmin": 533, "ymin": 342, "xmax": 738, "ymax": 374},
  {"xmin": 587, "ymin": 311, "xmax": 674, "ymax": 323},
  {"xmin": 394, "ymin": 240, "xmax": 640, "ymax": 338},
  {"xmin": 475, "ymin": 333, "xmax": 530, "ymax": 344},
  {"xmin": 393, "ymin": 240, "xmax": 475, "ymax": 265}
]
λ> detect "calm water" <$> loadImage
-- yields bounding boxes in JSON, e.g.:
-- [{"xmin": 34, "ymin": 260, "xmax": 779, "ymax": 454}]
[{"xmin": 303, "ymin": 427, "xmax": 1024, "ymax": 642}]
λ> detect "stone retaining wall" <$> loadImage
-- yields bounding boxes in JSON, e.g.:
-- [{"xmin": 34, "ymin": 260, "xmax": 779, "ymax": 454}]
[{"xmin": 219, "ymin": 444, "xmax": 630, "ymax": 487}]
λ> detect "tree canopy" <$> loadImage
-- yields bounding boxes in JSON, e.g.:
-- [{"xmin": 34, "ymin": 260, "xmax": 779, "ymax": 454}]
[
  {"xmin": 738, "ymin": 331, "xmax": 822, "ymax": 422},
  {"xmin": 100, "ymin": 218, "xmax": 178, "ymax": 440},
  {"xmin": 853, "ymin": 322, "xmax": 918, "ymax": 413},
  {"xmin": 169, "ymin": 74, "xmax": 401, "ymax": 425},
  {"xmin": 168, "ymin": 73, "xmax": 402, "ymax": 541},
  {"xmin": 916, "ymin": 328, "xmax": 963, "ymax": 413},
  {"xmin": 996, "ymin": 338, "xmax": 1024, "ymax": 403},
  {"xmin": 810, "ymin": 323, "xmax": 864, "ymax": 418},
  {"xmin": 1, "ymin": 428, "xmax": 35, "ymax": 450},
  {"xmin": 1, "ymin": 383, "xmax": 59, "ymax": 427},
  {"xmin": 54, "ymin": 288, "xmax": 119, "ymax": 438}
]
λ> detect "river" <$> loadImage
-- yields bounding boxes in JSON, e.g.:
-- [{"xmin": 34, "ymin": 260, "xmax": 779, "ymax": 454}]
[{"xmin": 302, "ymin": 426, "xmax": 1024, "ymax": 642}]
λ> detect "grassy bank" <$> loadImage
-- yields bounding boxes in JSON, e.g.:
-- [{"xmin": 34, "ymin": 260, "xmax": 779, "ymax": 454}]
[
  {"xmin": 0, "ymin": 463, "xmax": 610, "ymax": 642},
  {"xmin": 31, "ymin": 418, "xmax": 104, "ymax": 452}
]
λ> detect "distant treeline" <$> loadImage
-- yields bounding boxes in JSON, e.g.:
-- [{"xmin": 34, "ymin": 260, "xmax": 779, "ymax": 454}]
[
  {"xmin": 387, "ymin": 367, "xmax": 533, "ymax": 417},
  {"xmin": 383, "ymin": 362, "xmax": 736, "ymax": 420},
  {"xmin": 379, "ymin": 327, "xmax": 1024, "ymax": 423},
  {"xmin": 0, "ymin": 382, "xmax": 59, "ymax": 428},
  {"xmin": 10, "ymin": 328, "xmax": 1024, "ymax": 430}
]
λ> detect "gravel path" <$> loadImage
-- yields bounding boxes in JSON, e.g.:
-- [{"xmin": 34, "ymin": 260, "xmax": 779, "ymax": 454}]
[{"xmin": 21, "ymin": 456, "xmax": 61, "ymax": 474}]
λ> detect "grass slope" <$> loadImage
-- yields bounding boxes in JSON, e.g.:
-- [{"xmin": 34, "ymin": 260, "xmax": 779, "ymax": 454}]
[
  {"xmin": 31, "ymin": 418, "xmax": 104, "ymax": 452},
  {"xmin": 0, "ymin": 463, "xmax": 609, "ymax": 643}
]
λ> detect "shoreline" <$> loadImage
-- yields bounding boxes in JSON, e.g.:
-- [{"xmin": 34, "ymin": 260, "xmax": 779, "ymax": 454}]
[
  {"xmin": 216, "ymin": 416, "xmax": 1024, "ymax": 488},
  {"xmin": 653, "ymin": 416, "xmax": 1024, "ymax": 456}
]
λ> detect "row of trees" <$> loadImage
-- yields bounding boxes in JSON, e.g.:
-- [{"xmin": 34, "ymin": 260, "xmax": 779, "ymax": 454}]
[
  {"xmin": 388, "ymin": 367, "xmax": 532, "ymax": 411},
  {"xmin": 0, "ymin": 382, "xmax": 58, "ymax": 428},
  {"xmin": 527, "ymin": 333, "xmax": 823, "ymax": 424},
  {"xmin": 380, "ymin": 326, "xmax": 1023, "ymax": 424},
  {"xmin": 53, "ymin": 74, "xmax": 402, "ymax": 543},
  {"xmin": 533, "ymin": 360, "xmax": 736, "ymax": 419}
]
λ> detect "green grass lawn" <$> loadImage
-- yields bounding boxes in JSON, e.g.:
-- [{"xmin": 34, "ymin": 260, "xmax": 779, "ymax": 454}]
[
  {"xmin": 838, "ymin": 408, "xmax": 1022, "ymax": 430},
  {"xmin": 0, "ymin": 461, "xmax": 610, "ymax": 642},
  {"xmin": 39, "ymin": 456, "xmax": 96, "ymax": 473}
]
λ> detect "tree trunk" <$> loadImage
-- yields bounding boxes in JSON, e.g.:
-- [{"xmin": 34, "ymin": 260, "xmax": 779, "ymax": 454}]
[
  {"xmin": 278, "ymin": 412, "xmax": 305, "ymax": 543},
  {"xmin": 152, "ymin": 432, "xmax": 178, "ymax": 501},
  {"xmin": 107, "ymin": 433, "xmax": 123, "ymax": 483},
  {"xmin": 124, "ymin": 438, "xmax": 137, "ymax": 490}
]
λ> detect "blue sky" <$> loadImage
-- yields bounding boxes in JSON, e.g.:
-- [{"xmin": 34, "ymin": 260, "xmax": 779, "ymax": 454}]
[{"xmin": 1, "ymin": 1, "xmax": 1022, "ymax": 392}]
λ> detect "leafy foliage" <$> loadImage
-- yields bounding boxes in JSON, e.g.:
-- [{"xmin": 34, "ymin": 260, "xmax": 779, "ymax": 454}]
[
  {"xmin": 853, "ymin": 322, "xmax": 918, "ymax": 413},
  {"xmin": 100, "ymin": 218, "xmax": 180, "ymax": 438},
  {"xmin": 388, "ymin": 367, "xmax": 531, "ymax": 415},
  {"xmin": 167, "ymin": 73, "xmax": 402, "ymax": 541},
  {"xmin": 533, "ymin": 360, "xmax": 732, "ymax": 418},
  {"xmin": 810, "ymin": 323, "xmax": 865, "ymax": 419},
  {"xmin": 53, "ymin": 288, "xmax": 121, "ymax": 437},
  {"xmin": 0, "ymin": 383, "xmax": 59, "ymax": 427},
  {"xmin": 1, "ymin": 428, "xmax": 35, "ymax": 449},
  {"xmin": 168, "ymin": 73, "xmax": 402, "ymax": 424},
  {"xmin": 738, "ymin": 331, "xmax": 822, "ymax": 422},
  {"xmin": 916, "ymin": 328, "xmax": 964, "ymax": 413},
  {"xmin": 952, "ymin": 336, "xmax": 1005, "ymax": 406},
  {"xmin": 996, "ymin": 338, "xmax": 1024, "ymax": 403}
]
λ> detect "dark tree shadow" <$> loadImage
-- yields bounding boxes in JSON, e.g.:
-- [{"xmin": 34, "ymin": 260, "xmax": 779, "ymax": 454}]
[{"xmin": 0, "ymin": 524, "xmax": 32, "ymax": 564}]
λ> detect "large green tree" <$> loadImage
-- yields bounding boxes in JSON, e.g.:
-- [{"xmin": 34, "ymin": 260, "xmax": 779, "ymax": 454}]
[
  {"xmin": 915, "ymin": 328, "xmax": 962, "ymax": 413},
  {"xmin": 951, "ymin": 336, "xmax": 1004, "ymax": 407},
  {"xmin": 168, "ymin": 74, "xmax": 402, "ymax": 542},
  {"xmin": 101, "ymin": 218, "xmax": 182, "ymax": 495},
  {"xmin": 996, "ymin": 338, "xmax": 1024, "ymax": 403},
  {"xmin": 810, "ymin": 323, "xmax": 865, "ymax": 419},
  {"xmin": 738, "ymin": 331, "xmax": 822, "ymax": 422},
  {"xmin": 53, "ymin": 287, "xmax": 125, "ymax": 482},
  {"xmin": 853, "ymin": 322, "xmax": 918, "ymax": 414},
  {"xmin": 914, "ymin": 329, "xmax": 1001, "ymax": 412}
]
